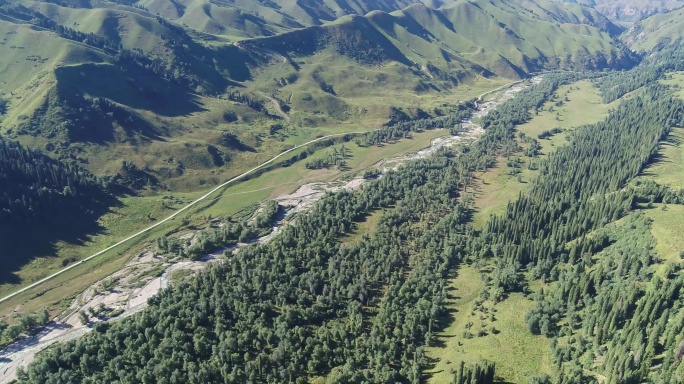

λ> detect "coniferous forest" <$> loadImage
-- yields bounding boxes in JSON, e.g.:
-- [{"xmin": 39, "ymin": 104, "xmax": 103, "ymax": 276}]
[
  {"xmin": 10, "ymin": 44, "xmax": 684, "ymax": 384},
  {"xmin": 0, "ymin": 138, "xmax": 107, "ymax": 222},
  {"xmin": 0, "ymin": 137, "xmax": 114, "ymax": 281}
]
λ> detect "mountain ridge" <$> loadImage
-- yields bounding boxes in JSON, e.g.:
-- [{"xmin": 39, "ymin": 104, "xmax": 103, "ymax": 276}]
[
  {"xmin": 621, "ymin": 5, "xmax": 684, "ymax": 51},
  {"xmin": 0, "ymin": 0, "xmax": 638, "ymax": 191},
  {"xmin": 244, "ymin": 0, "xmax": 635, "ymax": 78},
  {"xmin": 564, "ymin": 0, "xmax": 684, "ymax": 22}
]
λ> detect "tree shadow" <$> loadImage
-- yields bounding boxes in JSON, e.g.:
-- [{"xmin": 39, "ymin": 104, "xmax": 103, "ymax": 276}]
[
  {"xmin": 641, "ymin": 151, "xmax": 669, "ymax": 176},
  {"xmin": 219, "ymin": 132, "xmax": 256, "ymax": 153},
  {"xmin": 665, "ymin": 131, "xmax": 683, "ymax": 147},
  {"xmin": 0, "ymin": 193, "xmax": 122, "ymax": 284},
  {"xmin": 642, "ymin": 132, "xmax": 682, "ymax": 175},
  {"xmin": 424, "ymin": 266, "xmax": 462, "ymax": 368},
  {"xmin": 0, "ymin": 321, "xmax": 73, "ymax": 358}
]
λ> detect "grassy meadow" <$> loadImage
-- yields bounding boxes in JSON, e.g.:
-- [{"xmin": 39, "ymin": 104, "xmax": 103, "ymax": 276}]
[
  {"xmin": 661, "ymin": 72, "xmax": 684, "ymax": 100},
  {"xmin": 645, "ymin": 205, "xmax": 684, "ymax": 269},
  {"xmin": 425, "ymin": 266, "xmax": 552, "ymax": 383}
]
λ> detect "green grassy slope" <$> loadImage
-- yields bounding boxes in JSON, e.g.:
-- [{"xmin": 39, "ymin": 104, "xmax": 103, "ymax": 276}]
[
  {"xmin": 567, "ymin": 0, "xmax": 684, "ymax": 22},
  {"xmin": 245, "ymin": 0, "xmax": 635, "ymax": 81},
  {"xmin": 0, "ymin": 0, "xmax": 643, "ymax": 206},
  {"xmin": 0, "ymin": 0, "xmax": 636, "ymax": 194},
  {"xmin": 137, "ymin": 0, "xmax": 457, "ymax": 37},
  {"xmin": 622, "ymin": 6, "xmax": 684, "ymax": 51}
]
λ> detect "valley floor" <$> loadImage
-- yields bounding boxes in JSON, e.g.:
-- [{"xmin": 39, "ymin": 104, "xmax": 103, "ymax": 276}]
[
  {"xmin": 7, "ymin": 72, "xmax": 681, "ymax": 383},
  {"xmin": 0, "ymin": 77, "xmax": 539, "ymax": 381}
]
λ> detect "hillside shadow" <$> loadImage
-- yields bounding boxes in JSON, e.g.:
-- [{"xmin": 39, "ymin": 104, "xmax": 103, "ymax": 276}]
[
  {"xmin": 0, "ymin": 193, "xmax": 122, "ymax": 284},
  {"xmin": 42, "ymin": 63, "xmax": 211, "ymax": 145},
  {"xmin": 75, "ymin": 105, "xmax": 169, "ymax": 145},
  {"xmin": 214, "ymin": 45, "xmax": 256, "ymax": 83},
  {"xmin": 55, "ymin": 64, "xmax": 207, "ymax": 118}
]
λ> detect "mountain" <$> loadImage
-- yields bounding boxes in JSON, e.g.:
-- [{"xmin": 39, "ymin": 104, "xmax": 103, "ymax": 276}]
[
  {"xmin": 0, "ymin": 0, "xmax": 634, "ymax": 195},
  {"xmin": 137, "ymin": 0, "xmax": 457, "ymax": 37},
  {"xmin": 563, "ymin": 0, "xmax": 684, "ymax": 22},
  {"xmin": 243, "ymin": 0, "xmax": 634, "ymax": 82},
  {"xmin": 622, "ymin": 6, "xmax": 684, "ymax": 50}
]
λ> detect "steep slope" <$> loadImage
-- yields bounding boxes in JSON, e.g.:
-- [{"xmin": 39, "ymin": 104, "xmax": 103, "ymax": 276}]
[
  {"xmin": 0, "ymin": 137, "xmax": 115, "ymax": 283},
  {"xmin": 0, "ymin": 0, "xmax": 635, "ymax": 197},
  {"xmin": 622, "ymin": 6, "xmax": 684, "ymax": 51},
  {"xmin": 7, "ymin": 0, "xmax": 252, "ymax": 91},
  {"xmin": 244, "ymin": 0, "xmax": 635, "ymax": 79},
  {"xmin": 137, "ymin": 0, "xmax": 457, "ymax": 37},
  {"xmin": 0, "ymin": 1, "xmax": 273, "ymax": 189},
  {"xmin": 565, "ymin": 0, "xmax": 684, "ymax": 22}
]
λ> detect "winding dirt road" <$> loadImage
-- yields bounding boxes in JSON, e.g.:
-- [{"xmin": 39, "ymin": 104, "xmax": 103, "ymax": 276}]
[{"xmin": 258, "ymin": 91, "xmax": 291, "ymax": 122}]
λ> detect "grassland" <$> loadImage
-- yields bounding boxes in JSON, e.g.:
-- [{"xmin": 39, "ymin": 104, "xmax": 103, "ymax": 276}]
[
  {"xmin": 640, "ymin": 127, "xmax": 684, "ymax": 189},
  {"xmin": 249, "ymin": 49, "xmax": 513, "ymax": 132},
  {"xmin": 340, "ymin": 209, "xmax": 385, "ymax": 245},
  {"xmin": 201, "ymin": 129, "xmax": 449, "ymax": 217},
  {"xmin": 661, "ymin": 72, "xmax": 684, "ymax": 100},
  {"xmin": 472, "ymin": 80, "xmax": 617, "ymax": 228},
  {"xmin": 623, "ymin": 7, "xmax": 684, "ymax": 52},
  {"xmin": 644, "ymin": 205, "xmax": 684, "ymax": 268},
  {"xmin": 426, "ymin": 266, "xmax": 552, "ymax": 383},
  {"xmin": 637, "ymin": 73, "xmax": 684, "ymax": 190}
]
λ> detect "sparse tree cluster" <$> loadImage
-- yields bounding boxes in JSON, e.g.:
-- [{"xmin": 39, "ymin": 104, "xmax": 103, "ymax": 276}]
[
  {"xmin": 227, "ymin": 91, "xmax": 264, "ymax": 111},
  {"xmin": 0, "ymin": 309, "xmax": 50, "ymax": 347},
  {"xmin": 363, "ymin": 104, "xmax": 476, "ymax": 146},
  {"xmin": 156, "ymin": 200, "xmax": 282, "ymax": 259}
]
